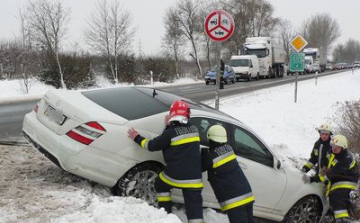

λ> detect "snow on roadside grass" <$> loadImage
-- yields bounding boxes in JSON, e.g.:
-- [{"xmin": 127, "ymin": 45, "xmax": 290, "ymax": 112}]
[
  {"xmin": 52, "ymin": 197, "xmax": 182, "ymax": 223},
  {"xmin": 205, "ymin": 70, "xmax": 360, "ymax": 168}
]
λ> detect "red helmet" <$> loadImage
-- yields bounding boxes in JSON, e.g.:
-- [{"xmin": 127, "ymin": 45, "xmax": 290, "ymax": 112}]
[{"xmin": 169, "ymin": 101, "xmax": 190, "ymax": 118}]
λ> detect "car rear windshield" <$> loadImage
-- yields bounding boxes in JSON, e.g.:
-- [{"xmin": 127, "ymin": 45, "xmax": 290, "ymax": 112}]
[{"xmin": 82, "ymin": 87, "xmax": 181, "ymax": 120}]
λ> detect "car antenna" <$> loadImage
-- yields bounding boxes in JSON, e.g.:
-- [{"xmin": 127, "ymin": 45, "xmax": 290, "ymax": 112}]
[{"xmin": 152, "ymin": 89, "xmax": 158, "ymax": 97}]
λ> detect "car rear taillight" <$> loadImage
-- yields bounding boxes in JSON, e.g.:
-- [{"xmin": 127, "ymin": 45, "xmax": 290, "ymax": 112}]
[
  {"xmin": 33, "ymin": 104, "xmax": 39, "ymax": 113},
  {"xmin": 66, "ymin": 122, "xmax": 106, "ymax": 145}
]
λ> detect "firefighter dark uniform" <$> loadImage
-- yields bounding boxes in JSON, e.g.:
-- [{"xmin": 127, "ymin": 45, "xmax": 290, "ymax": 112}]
[
  {"xmin": 302, "ymin": 123, "xmax": 333, "ymax": 174},
  {"xmin": 309, "ymin": 135, "xmax": 359, "ymax": 222},
  {"xmin": 202, "ymin": 125, "xmax": 254, "ymax": 223},
  {"xmin": 302, "ymin": 137, "xmax": 332, "ymax": 174},
  {"xmin": 129, "ymin": 101, "xmax": 204, "ymax": 223}
]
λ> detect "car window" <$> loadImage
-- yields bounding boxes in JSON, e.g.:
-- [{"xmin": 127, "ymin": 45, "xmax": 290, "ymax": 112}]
[
  {"xmin": 231, "ymin": 125, "xmax": 274, "ymax": 167},
  {"xmin": 82, "ymin": 87, "xmax": 172, "ymax": 120},
  {"xmin": 191, "ymin": 117, "xmax": 227, "ymax": 146}
]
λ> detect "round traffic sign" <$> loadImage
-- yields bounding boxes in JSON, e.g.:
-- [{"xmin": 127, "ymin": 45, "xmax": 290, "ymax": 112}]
[{"xmin": 205, "ymin": 10, "xmax": 235, "ymax": 42}]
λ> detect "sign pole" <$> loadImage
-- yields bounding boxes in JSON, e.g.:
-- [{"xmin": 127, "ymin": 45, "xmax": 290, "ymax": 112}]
[
  {"xmin": 215, "ymin": 42, "xmax": 221, "ymax": 110},
  {"xmin": 204, "ymin": 10, "xmax": 234, "ymax": 111},
  {"xmin": 295, "ymin": 72, "xmax": 298, "ymax": 103}
]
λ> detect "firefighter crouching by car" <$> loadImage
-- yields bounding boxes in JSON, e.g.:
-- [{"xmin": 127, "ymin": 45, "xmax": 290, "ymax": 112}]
[
  {"xmin": 302, "ymin": 123, "xmax": 333, "ymax": 174},
  {"xmin": 202, "ymin": 125, "xmax": 255, "ymax": 223},
  {"xmin": 303, "ymin": 135, "xmax": 359, "ymax": 223},
  {"xmin": 128, "ymin": 100, "xmax": 204, "ymax": 223}
]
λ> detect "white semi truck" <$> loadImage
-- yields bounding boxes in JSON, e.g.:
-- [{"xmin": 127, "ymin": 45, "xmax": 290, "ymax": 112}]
[
  {"xmin": 303, "ymin": 48, "xmax": 326, "ymax": 72},
  {"xmin": 242, "ymin": 37, "xmax": 286, "ymax": 78}
]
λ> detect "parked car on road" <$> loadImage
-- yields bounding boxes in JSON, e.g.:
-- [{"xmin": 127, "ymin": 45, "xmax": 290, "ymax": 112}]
[
  {"xmin": 325, "ymin": 63, "xmax": 333, "ymax": 71},
  {"xmin": 312, "ymin": 64, "xmax": 321, "ymax": 73},
  {"xmin": 22, "ymin": 87, "xmax": 328, "ymax": 222},
  {"xmin": 204, "ymin": 65, "xmax": 236, "ymax": 85}
]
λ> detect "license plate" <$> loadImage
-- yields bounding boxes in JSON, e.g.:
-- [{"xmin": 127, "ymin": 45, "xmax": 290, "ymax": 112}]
[{"xmin": 44, "ymin": 105, "xmax": 66, "ymax": 125}]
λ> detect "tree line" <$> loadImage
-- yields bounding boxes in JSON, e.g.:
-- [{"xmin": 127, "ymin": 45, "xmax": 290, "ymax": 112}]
[{"xmin": 0, "ymin": 0, "xmax": 357, "ymax": 90}]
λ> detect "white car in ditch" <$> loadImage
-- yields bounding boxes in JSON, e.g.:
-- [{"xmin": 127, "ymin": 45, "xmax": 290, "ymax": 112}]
[{"xmin": 22, "ymin": 86, "xmax": 328, "ymax": 222}]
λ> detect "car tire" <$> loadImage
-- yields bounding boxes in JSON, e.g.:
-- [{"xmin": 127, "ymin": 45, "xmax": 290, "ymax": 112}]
[
  {"xmin": 206, "ymin": 81, "xmax": 209, "ymax": 85},
  {"xmin": 248, "ymin": 74, "xmax": 251, "ymax": 82},
  {"xmin": 256, "ymin": 73, "xmax": 259, "ymax": 81},
  {"xmin": 232, "ymin": 77, "xmax": 235, "ymax": 84},
  {"xmin": 282, "ymin": 196, "xmax": 321, "ymax": 223},
  {"xmin": 112, "ymin": 162, "xmax": 163, "ymax": 206}
]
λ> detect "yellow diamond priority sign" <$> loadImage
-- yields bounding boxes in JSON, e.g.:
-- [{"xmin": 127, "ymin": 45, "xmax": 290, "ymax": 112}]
[{"xmin": 291, "ymin": 34, "xmax": 308, "ymax": 52}]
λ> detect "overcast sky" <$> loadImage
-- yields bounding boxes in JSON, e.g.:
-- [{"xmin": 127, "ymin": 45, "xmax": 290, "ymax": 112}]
[{"xmin": 0, "ymin": 0, "xmax": 358, "ymax": 55}]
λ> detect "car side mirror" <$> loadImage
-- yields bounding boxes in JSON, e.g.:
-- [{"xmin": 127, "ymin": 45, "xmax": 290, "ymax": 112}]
[
  {"xmin": 250, "ymin": 65, "xmax": 253, "ymax": 68},
  {"xmin": 277, "ymin": 160, "xmax": 281, "ymax": 169}
]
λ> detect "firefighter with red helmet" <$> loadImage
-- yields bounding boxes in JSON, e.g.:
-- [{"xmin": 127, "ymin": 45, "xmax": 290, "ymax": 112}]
[
  {"xmin": 302, "ymin": 123, "xmax": 333, "ymax": 174},
  {"xmin": 128, "ymin": 100, "xmax": 204, "ymax": 223},
  {"xmin": 202, "ymin": 125, "xmax": 255, "ymax": 223},
  {"xmin": 303, "ymin": 135, "xmax": 359, "ymax": 222}
]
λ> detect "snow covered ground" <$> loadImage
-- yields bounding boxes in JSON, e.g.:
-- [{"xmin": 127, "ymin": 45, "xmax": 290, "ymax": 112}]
[{"xmin": 0, "ymin": 71, "xmax": 360, "ymax": 222}]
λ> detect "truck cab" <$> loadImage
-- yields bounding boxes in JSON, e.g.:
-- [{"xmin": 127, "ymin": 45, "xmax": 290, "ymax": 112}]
[{"xmin": 243, "ymin": 37, "xmax": 285, "ymax": 79}]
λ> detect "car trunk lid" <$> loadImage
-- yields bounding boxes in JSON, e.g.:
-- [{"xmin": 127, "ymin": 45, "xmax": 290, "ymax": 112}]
[{"xmin": 36, "ymin": 89, "xmax": 128, "ymax": 135}]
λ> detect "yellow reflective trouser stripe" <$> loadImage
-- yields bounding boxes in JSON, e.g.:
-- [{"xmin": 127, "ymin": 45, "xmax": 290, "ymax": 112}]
[
  {"xmin": 305, "ymin": 162, "xmax": 314, "ymax": 169},
  {"xmin": 213, "ymin": 154, "xmax": 236, "ymax": 168},
  {"xmin": 140, "ymin": 139, "xmax": 147, "ymax": 149},
  {"xmin": 170, "ymin": 136, "xmax": 200, "ymax": 146},
  {"xmin": 334, "ymin": 210, "xmax": 349, "ymax": 219},
  {"xmin": 157, "ymin": 196, "xmax": 172, "ymax": 202},
  {"xmin": 221, "ymin": 196, "xmax": 255, "ymax": 212},
  {"xmin": 159, "ymin": 172, "xmax": 203, "ymax": 189},
  {"xmin": 331, "ymin": 184, "xmax": 358, "ymax": 191},
  {"xmin": 157, "ymin": 192, "xmax": 172, "ymax": 202}
]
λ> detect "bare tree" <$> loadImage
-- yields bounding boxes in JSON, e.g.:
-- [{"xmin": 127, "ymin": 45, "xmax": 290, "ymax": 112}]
[
  {"xmin": 162, "ymin": 7, "xmax": 184, "ymax": 78},
  {"xmin": 302, "ymin": 13, "xmax": 341, "ymax": 61},
  {"xmin": 333, "ymin": 39, "xmax": 360, "ymax": 63},
  {"xmin": 85, "ymin": 0, "xmax": 134, "ymax": 84},
  {"xmin": 26, "ymin": 0, "xmax": 70, "ymax": 89},
  {"xmin": 199, "ymin": 0, "xmax": 218, "ymax": 69},
  {"xmin": 279, "ymin": 19, "xmax": 296, "ymax": 64},
  {"xmin": 220, "ymin": 0, "xmax": 279, "ymax": 57},
  {"xmin": 173, "ymin": 0, "xmax": 203, "ymax": 78}
]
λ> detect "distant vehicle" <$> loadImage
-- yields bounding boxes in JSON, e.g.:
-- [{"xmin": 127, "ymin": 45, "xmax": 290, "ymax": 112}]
[
  {"xmin": 304, "ymin": 56, "xmax": 314, "ymax": 74},
  {"xmin": 303, "ymin": 48, "xmax": 326, "ymax": 72},
  {"xmin": 325, "ymin": 63, "xmax": 333, "ymax": 70},
  {"xmin": 230, "ymin": 55, "xmax": 260, "ymax": 81},
  {"xmin": 205, "ymin": 65, "xmax": 236, "ymax": 85},
  {"xmin": 242, "ymin": 37, "xmax": 286, "ymax": 78},
  {"xmin": 312, "ymin": 64, "xmax": 321, "ymax": 73},
  {"xmin": 353, "ymin": 61, "xmax": 360, "ymax": 68},
  {"xmin": 333, "ymin": 63, "xmax": 343, "ymax": 70}
]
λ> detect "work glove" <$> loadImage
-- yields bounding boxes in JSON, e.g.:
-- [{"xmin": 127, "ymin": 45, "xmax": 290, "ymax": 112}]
[{"xmin": 302, "ymin": 174, "xmax": 311, "ymax": 184}]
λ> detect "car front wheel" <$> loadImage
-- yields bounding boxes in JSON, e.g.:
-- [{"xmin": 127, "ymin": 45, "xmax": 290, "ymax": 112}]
[
  {"xmin": 112, "ymin": 162, "xmax": 163, "ymax": 206},
  {"xmin": 282, "ymin": 196, "xmax": 321, "ymax": 223}
]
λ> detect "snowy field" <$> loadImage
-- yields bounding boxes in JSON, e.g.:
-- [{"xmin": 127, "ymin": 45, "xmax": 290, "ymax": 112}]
[{"xmin": 0, "ymin": 70, "xmax": 360, "ymax": 222}]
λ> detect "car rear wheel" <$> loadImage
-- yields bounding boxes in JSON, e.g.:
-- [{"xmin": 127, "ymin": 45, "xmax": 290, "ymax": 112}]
[
  {"xmin": 205, "ymin": 81, "xmax": 209, "ymax": 85},
  {"xmin": 282, "ymin": 196, "xmax": 321, "ymax": 223},
  {"xmin": 112, "ymin": 162, "xmax": 163, "ymax": 206}
]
